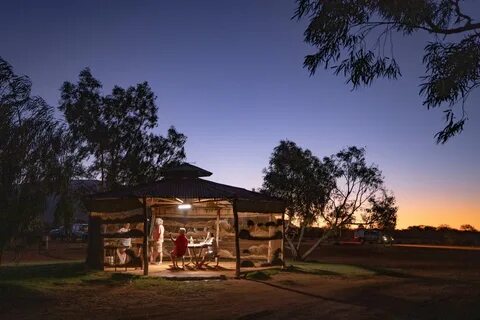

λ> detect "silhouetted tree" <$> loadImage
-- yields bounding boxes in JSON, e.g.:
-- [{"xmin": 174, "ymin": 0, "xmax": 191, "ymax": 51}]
[
  {"xmin": 460, "ymin": 224, "xmax": 477, "ymax": 232},
  {"xmin": 59, "ymin": 69, "xmax": 186, "ymax": 190},
  {"xmin": 263, "ymin": 143, "xmax": 387, "ymax": 260},
  {"xmin": 0, "ymin": 58, "xmax": 75, "ymax": 264},
  {"xmin": 262, "ymin": 140, "xmax": 334, "ymax": 260},
  {"xmin": 301, "ymin": 146, "xmax": 385, "ymax": 258},
  {"xmin": 294, "ymin": 0, "xmax": 480, "ymax": 143},
  {"xmin": 437, "ymin": 224, "xmax": 453, "ymax": 231},
  {"xmin": 362, "ymin": 190, "xmax": 398, "ymax": 230}
]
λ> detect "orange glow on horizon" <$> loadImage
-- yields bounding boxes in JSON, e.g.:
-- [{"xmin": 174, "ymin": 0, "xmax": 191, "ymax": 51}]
[{"xmin": 396, "ymin": 195, "xmax": 480, "ymax": 230}]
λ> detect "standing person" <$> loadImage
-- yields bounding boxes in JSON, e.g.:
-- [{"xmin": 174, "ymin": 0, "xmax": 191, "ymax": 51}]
[
  {"xmin": 170, "ymin": 228, "xmax": 188, "ymax": 269},
  {"xmin": 150, "ymin": 218, "xmax": 165, "ymax": 264}
]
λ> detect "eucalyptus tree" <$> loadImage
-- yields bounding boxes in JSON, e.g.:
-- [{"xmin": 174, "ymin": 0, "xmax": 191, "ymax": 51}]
[
  {"xmin": 294, "ymin": 0, "xmax": 480, "ymax": 143},
  {"xmin": 300, "ymin": 146, "xmax": 385, "ymax": 259},
  {"xmin": 59, "ymin": 69, "xmax": 186, "ymax": 190},
  {"xmin": 262, "ymin": 140, "xmax": 335, "ymax": 260},
  {"xmin": 0, "ymin": 58, "xmax": 72, "ymax": 264},
  {"xmin": 362, "ymin": 189, "xmax": 398, "ymax": 231},
  {"xmin": 264, "ymin": 143, "xmax": 389, "ymax": 260}
]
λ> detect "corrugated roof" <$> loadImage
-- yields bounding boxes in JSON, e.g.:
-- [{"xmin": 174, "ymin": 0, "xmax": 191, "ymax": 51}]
[
  {"xmin": 87, "ymin": 164, "xmax": 285, "ymax": 213},
  {"xmin": 91, "ymin": 177, "xmax": 276, "ymax": 201},
  {"xmin": 162, "ymin": 163, "xmax": 212, "ymax": 178}
]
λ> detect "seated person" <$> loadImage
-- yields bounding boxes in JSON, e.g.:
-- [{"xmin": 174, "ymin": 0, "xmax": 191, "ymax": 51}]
[
  {"xmin": 117, "ymin": 223, "xmax": 131, "ymax": 264},
  {"xmin": 199, "ymin": 233, "xmax": 219, "ymax": 268},
  {"xmin": 170, "ymin": 228, "xmax": 188, "ymax": 269}
]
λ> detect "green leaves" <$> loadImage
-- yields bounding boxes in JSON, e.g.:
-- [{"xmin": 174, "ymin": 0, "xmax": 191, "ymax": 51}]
[
  {"xmin": 263, "ymin": 142, "xmax": 387, "ymax": 231},
  {"xmin": 59, "ymin": 69, "xmax": 187, "ymax": 189},
  {"xmin": 295, "ymin": 0, "xmax": 480, "ymax": 142},
  {"xmin": 421, "ymin": 35, "xmax": 479, "ymax": 143},
  {"xmin": 364, "ymin": 190, "xmax": 398, "ymax": 230},
  {"xmin": 262, "ymin": 140, "xmax": 333, "ymax": 224},
  {"xmin": 0, "ymin": 57, "xmax": 67, "ymax": 256}
]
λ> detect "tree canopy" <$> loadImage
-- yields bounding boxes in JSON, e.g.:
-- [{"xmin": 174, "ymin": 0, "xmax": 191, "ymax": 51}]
[
  {"xmin": 262, "ymin": 140, "xmax": 334, "ymax": 259},
  {"xmin": 362, "ymin": 190, "xmax": 398, "ymax": 230},
  {"xmin": 0, "ymin": 57, "xmax": 75, "ymax": 263},
  {"xmin": 263, "ymin": 141, "xmax": 391, "ymax": 260},
  {"xmin": 321, "ymin": 146, "xmax": 384, "ymax": 229},
  {"xmin": 59, "ymin": 69, "xmax": 187, "ymax": 190},
  {"xmin": 294, "ymin": 0, "xmax": 480, "ymax": 143}
]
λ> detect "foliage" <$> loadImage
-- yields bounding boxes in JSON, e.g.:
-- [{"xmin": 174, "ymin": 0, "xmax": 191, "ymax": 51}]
[
  {"xmin": 437, "ymin": 223, "xmax": 453, "ymax": 231},
  {"xmin": 59, "ymin": 69, "xmax": 187, "ymax": 190},
  {"xmin": 0, "ymin": 58, "xmax": 73, "ymax": 264},
  {"xmin": 362, "ymin": 190, "xmax": 398, "ymax": 230},
  {"xmin": 262, "ymin": 140, "xmax": 334, "ymax": 259},
  {"xmin": 460, "ymin": 224, "xmax": 477, "ymax": 232},
  {"xmin": 321, "ymin": 146, "xmax": 384, "ymax": 229},
  {"xmin": 263, "ymin": 142, "xmax": 387, "ymax": 260},
  {"xmin": 263, "ymin": 140, "xmax": 334, "ymax": 222},
  {"xmin": 294, "ymin": 0, "xmax": 480, "ymax": 143}
]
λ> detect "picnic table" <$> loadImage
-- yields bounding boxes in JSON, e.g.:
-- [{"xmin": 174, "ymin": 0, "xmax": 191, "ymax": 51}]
[{"xmin": 187, "ymin": 240, "xmax": 214, "ymax": 268}]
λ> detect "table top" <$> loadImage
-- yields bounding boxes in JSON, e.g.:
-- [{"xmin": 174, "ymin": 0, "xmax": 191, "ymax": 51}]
[
  {"xmin": 104, "ymin": 244, "xmax": 130, "ymax": 249},
  {"xmin": 188, "ymin": 243, "xmax": 210, "ymax": 248}
]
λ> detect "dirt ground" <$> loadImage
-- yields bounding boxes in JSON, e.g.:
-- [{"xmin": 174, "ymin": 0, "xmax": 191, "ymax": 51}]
[{"xmin": 1, "ymin": 243, "xmax": 480, "ymax": 320}]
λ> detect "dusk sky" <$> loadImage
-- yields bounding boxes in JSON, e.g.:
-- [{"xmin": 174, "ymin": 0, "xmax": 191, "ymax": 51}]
[{"xmin": 2, "ymin": 0, "xmax": 479, "ymax": 229}]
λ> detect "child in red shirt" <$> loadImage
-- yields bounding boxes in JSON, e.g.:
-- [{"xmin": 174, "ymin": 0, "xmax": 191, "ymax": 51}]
[{"xmin": 170, "ymin": 228, "xmax": 188, "ymax": 269}]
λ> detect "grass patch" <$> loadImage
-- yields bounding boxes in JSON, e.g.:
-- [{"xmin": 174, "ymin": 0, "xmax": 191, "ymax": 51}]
[
  {"xmin": 0, "ymin": 261, "xmax": 208, "ymax": 305},
  {"xmin": 285, "ymin": 261, "xmax": 409, "ymax": 278},
  {"xmin": 245, "ymin": 269, "xmax": 280, "ymax": 281},
  {"xmin": 244, "ymin": 262, "xmax": 386, "ymax": 280},
  {"xmin": 131, "ymin": 277, "xmax": 206, "ymax": 294},
  {"xmin": 286, "ymin": 261, "xmax": 376, "ymax": 277}
]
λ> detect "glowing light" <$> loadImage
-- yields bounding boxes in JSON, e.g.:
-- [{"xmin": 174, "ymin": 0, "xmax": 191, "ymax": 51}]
[{"xmin": 178, "ymin": 204, "xmax": 192, "ymax": 210}]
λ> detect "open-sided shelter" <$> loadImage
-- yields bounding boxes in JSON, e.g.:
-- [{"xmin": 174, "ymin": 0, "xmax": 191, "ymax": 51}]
[{"xmin": 85, "ymin": 163, "xmax": 286, "ymax": 277}]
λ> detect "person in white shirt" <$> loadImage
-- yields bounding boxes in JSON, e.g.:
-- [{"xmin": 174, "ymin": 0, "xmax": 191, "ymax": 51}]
[
  {"xmin": 150, "ymin": 218, "xmax": 165, "ymax": 264},
  {"xmin": 118, "ymin": 223, "xmax": 132, "ymax": 247},
  {"xmin": 117, "ymin": 223, "xmax": 131, "ymax": 264}
]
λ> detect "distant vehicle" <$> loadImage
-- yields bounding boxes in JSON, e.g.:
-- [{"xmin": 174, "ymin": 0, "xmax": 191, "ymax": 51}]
[
  {"xmin": 49, "ymin": 226, "xmax": 67, "ymax": 241},
  {"xmin": 354, "ymin": 228, "xmax": 394, "ymax": 245},
  {"xmin": 71, "ymin": 223, "xmax": 88, "ymax": 242},
  {"xmin": 49, "ymin": 223, "xmax": 88, "ymax": 242}
]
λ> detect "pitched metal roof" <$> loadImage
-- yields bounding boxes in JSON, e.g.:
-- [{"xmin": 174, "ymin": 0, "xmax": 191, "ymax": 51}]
[
  {"xmin": 87, "ymin": 164, "xmax": 285, "ymax": 213},
  {"xmin": 162, "ymin": 163, "xmax": 212, "ymax": 178},
  {"xmin": 91, "ymin": 177, "xmax": 274, "ymax": 201}
]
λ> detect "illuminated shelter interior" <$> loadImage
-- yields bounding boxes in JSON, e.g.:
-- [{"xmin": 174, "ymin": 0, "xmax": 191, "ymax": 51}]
[{"xmin": 85, "ymin": 163, "xmax": 286, "ymax": 277}]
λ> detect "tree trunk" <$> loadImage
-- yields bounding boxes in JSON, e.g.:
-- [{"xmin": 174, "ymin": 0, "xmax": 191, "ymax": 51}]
[
  {"xmin": 300, "ymin": 229, "xmax": 333, "ymax": 261},
  {"xmin": 232, "ymin": 200, "xmax": 241, "ymax": 279},
  {"xmin": 100, "ymin": 152, "xmax": 105, "ymax": 191},
  {"xmin": 295, "ymin": 225, "xmax": 305, "ymax": 253},
  {"xmin": 286, "ymin": 236, "xmax": 298, "ymax": 259}
]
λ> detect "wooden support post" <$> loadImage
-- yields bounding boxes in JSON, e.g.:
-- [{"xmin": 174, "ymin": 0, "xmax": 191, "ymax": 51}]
[
  {"xmin": 86, "ymin": 214, "xmax": 103, "ymax": 270},
  {"xmin": 232, "ymin": 199, "xmax": 241, "ymax": 279},
  {"xmin": 143, "ymin": 197, "xmax": 149, "ymax": 276},
  {"xmin": 216, "ymin": 209, "xmax": 220, "ymax": 249},
  {"xmin": 267, "ymin": 214, "xmax": 273, "ymax": 263},
  {"xmin": 281, "ymin": 211, "xmax": 286, "ymax": 269}
]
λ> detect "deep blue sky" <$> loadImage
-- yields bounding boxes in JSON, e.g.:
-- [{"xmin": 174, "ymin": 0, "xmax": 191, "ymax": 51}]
[{"xmin": 1, "ymin": 0, "xmax": 479, "ymax": 228}]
